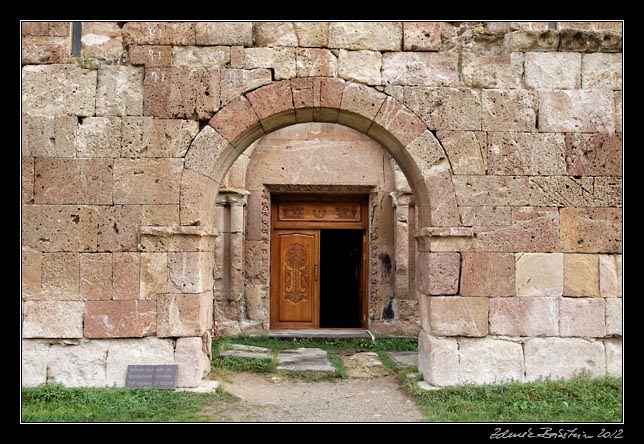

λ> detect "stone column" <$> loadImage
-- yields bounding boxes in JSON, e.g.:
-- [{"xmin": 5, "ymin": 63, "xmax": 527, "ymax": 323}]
[{"xmin": 390, "ymin": 191, "xmax": 413, "ymax": 300}]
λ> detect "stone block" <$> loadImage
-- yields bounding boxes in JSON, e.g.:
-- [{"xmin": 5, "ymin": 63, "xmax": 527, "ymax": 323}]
[
  {"xmin": 157, "ymin": 292, "xmax": 212, "ymax": 337},
  {"xmin": 507, "ymin": 30, "xmax": 559, "ymax": 52},
  {"xmin": 614, "ymin": 91, "xmax": 622, "ymax": 133},
  {"xmin": 424, "ymin": 170, "xmax": 461, "ymax": 227},
  {"xmin": 382, "ymin": 53, "xmax": 459, "ymax": 86},
  {"xmin": 460, "ymin": 250, "xmax": 515, "ymax": 297},
  {"xmin": 296, "ymin": 48, "xmax": 338, "ymax": 77},
  {"xmin": 606, "ymin": 298, "xmax": 622, "ymax": 336},
  {"xmin": 220, "ymin": 69, "xmax": 272, "ymax": 105},
  {"xmin": 140, "ymin": 227, "xmax": 217, "ymax": 253},
  {"xmin": 140, "ymin": 252, "xmax": 167, "ymax": 301},
  {"xmin": 515, "ymin": 253, "xmax": 563, "ymax": 297},
  {"xmin": 487, "ymin": 132, "xmax": 565, "ymax": 175},
  {"xmin": 128, "ymin": 45, "xmax": 173, "ymax": 67},
  {"xmin": 167, "ymin": 252, "xmax": 214, "ymax": 294},
  {"xmin": 22, "ymin": 249, "xmax": 41, "ymax": 301},
  {"xmin": 338, "ymin": 50, "xmax": 382, "ymax": 85},
  {"xmin": 172, "ymin": 46, "xmax": 230, "ymax": 68},
  {"xmin": 560, "ymin": 297, "xmax": 606, "ymax": 338},
  {"xmin": 34, "ymin": 158, "xmax": 113, "ymax": 205},
  {"xmin": 490, "ymin": 297, "xmax": 558, "ymax": 336},
  {"xmin": 404, "ymin": 87, "xmax": 481, "ymax": 130},
  {"xmin": 370, "ymin": 96, "xmax": 427, "ymax": 149},
  {"xmin": 564, "ymin": 133, "xmax": 622, "ymax": 177},
  {"xmin": 453, "ymin": 175, "xmax": 533, "ymax": 206},
  {"xmin": 416, "ymin": 252, "xmax": 460, "ymax": 295},
  {"xmin": 436, "ymin": 131, "xmax": 486, "ymax": 175},
  {"xmin": 605, "ymin": 339, "xmax": 622, "ymax": 377},
  {"xmin": 22, "ymin": 22, "xmax": 70, "ymax": 36},
  {"xmin": 97, "ymin": 205, "xmax": 143, "ymax": 252},
  {"xmin": 418, "ymin": 331, "xmax": 459, "ymax": 387},
  {"xmin": 113, "ymin": 252, "xmax": 140, "ymax": 300},
  {"xmin": 581, "ymin": 53, "xmax": 622, "ymax": 90},
  {"xmin": 80, "ymin": 22, "xmax": 123, "ymax": 62},
  {"xmin": 600, "ymin": 254, "xmax": 622, "ymax": 298},
  {"xmin": 525, "ymin": 337, "xmax": 605, "ymax": 381},
  {"xmin": 74, "ymin": 117, "xmax": 122, "ymax": 157},
  {"xmin": 560, "ymin": 208, "xmax": 622, "ymax": 253},
  {"xmin": 459, "ymin": 206, "xmax": 511, "ymax": 227},
  {"xmin": 96, "ymin": 66, "xmax": 144, "ymax": 116},
  {"xmin": 481, "ymin": 90, "xmax": 537, "ymax": 132},
  {"xmin": 47, "ymin": 341, "xmax": 107, "ymax": 387},
  {"xmin": 590, "ymin": 177, "xmax": 622, "ymax": 207},
  {"xmin": 338, "ymin": 83, "xmax": 386, "ymax": 132},
  {"xmin": 564, "ymin": 253, "xmax": 600, "ymax": 297},
  {"xmin": 80, "ymin": 253, "xmax": 112, "ymax": 301},
  {"xmin": 246, "ymin": 80, "xmax": 296, "ymax": 132},
  {"xmin": 143, "ymin": 67, "xmax": 220, "ymax": 120},
  {"xmin": 179, "ymin": 169, "xmax": 218, "ymax": 227},
  {"xmin": 84, "ymin": 300, "xmax": 156, "ymax": 338},
  {"xmin": 538, "ymin": 89, "xmax": 614, "ymax": 133},
  {"xmin": 461, "ymin": 53, "xmax": 523, "ymax": 89},
  {"xmin": 41, "ymin": 253, "xmax": 80, "ymax": 301},
  {"xmin": 22, "ymin": 65, "xmax": 97, "ymax": 117},
  {"xmin": 175, "ymin": 337, "xmax": 210, "ymax": 388},
  {"xmin": 403, "ymin": 22, "xmax": 441, "ymax": 51},
  {"xmin": 253, "ymin": 22, "xmax": 298, "ymax": 46},
  {"xmin": 21, "ymin": 114, "xmax": 77, "ymax": 157},
  {"xmin": 244, "ymin": 47, "xmax": 296, "ymax": 80},
  {"xmin": 557, "ymin": 22, "xmax": 622, "ymax": 31},
  {"xmin": 402, "ymin": 130, "xmax": 449, "ymax": 186},
  {"xmin": 558, "ymin": 29, "xmax": 622, "ymax": 53},
  {"xmin": 246, "ymin": 284, "xmax": 268, "ymax": 320},
  {"xmin": 113, "ymin": 159, "xmax": 183, "ymax": 205},
  {"xmin": 194, "ymin": 22, "xmax": 253, "ymax": 46},
  {"xmin": 429, "ymin": 297, "xmax": 488, "ymax": 337},
  {"xmin": 21, "ymin": 36, "xmax": 70, "ymax": 64},
  {"xmin": 122, "ymin": 117, "xmax": 199, "ymax": 158},
  {"xmin": 525, "ymin": 52, "xmax": 581, "ymax": 89},
  {"xmin": 122, "ymin": 22, "xmax": 195, "ymax": 45},
  {"xmin": 142, "ymin": 205, "xmax": 179, "ymax": 227},
  {"xmin": 105, "ymin": 337, "xmax": 175, "ymax": 387},
  {"xmin": 22, "ymin": 340, "xmax": 49, "ymax": 387},
  {"xmin": 328, "ymin": 22, "xmax": 402, "ymax": 50},
  {"xmin": 459, "ymin": 338, "xmax": 524, "ymax": 385},
  {"xmin": 22, "ymin": 205, "xmax": 98, "ymax": 252},
  {"xmin": 293, "ymin": 22, "xmax": 328, "ymax": 47},
  {"xmin": 22, "ymin": 301, "xmax": 84, "ymax": 338}
]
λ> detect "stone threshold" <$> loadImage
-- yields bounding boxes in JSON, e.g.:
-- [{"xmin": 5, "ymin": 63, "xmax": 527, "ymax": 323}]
[{"xmin": 268, "ymin": 329, "xmax": 372, "ymax": 339}]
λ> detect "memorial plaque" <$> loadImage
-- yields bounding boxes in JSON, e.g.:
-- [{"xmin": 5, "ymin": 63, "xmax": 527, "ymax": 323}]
[{"xmin": 125, "ymin": 364, "xmax": 178, "ymax": 390}]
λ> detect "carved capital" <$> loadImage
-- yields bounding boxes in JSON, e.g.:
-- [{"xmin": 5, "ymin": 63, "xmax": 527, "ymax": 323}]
[
  {"xmin": 216, "ymin": 189, "xmax": 250, "ymax": 206},
  {"xmin": 390, "ymin": 190, "xmax": 414, "ymax": 208}
]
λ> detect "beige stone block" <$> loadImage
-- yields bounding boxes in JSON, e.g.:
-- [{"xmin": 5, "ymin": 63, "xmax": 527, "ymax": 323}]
[
  {"xmin": 525, "ymin": 52, "xmax": 581, "ymax": 89},
  {"xmin": 128, "ymin": 45, "xmax": 173, "ymax": 67},
  {"xmin": 557, "ymin": 22, "xmax": 622, "ymax": 31},
  {"xmin": 382, "ymin": 52, "xmax": 459, "ymax": 86},
  {"xmin": 538, "ymin": 89, "xmax": 615, "ymax": 133},
  {"xmin": 167, "ymin": 252, "xmax": 214, "ymax": 294},
  {"xmin": 590, "ymin": 177, "xmax": 622, "ymax": 207},
  {"xmin": 490, "ymin": 297, "xmax": 558, "ymax": 336},
  {"xmin": 507, "ymin": 30, "xmax": 559, "ymax": 52},
  {"xmin": 605, "ymin": 339, "xmax": 622, "ymax": 377},
  {"xmin": 525, "ymin": 337, "xmax": 605, "ymax": 381},
  {"xmin": 80, "ymin": 22, "xmax": 123, "ymax": 61},
  {"xmin": 80, "ymin": 253, "xmax": 113, "ymax": 301},
  {"xmin": 436, "ymin": 131, "xmax": 486, "ymax": 175},
  {"xmin": 516, "ymin": 253, "xmax": 563, "ymax": 297},
  {"xmin": 424, "ymin": 171, "xmax": 461, "ymax": 227},
  {"xmin": 558, "ymin": 29, "xmax": 621, "ymax": 53},
  {"xmin": 184, "ymin": 125, "xmax": 238, "ymax": 183},
  {"xmin": 22, "ymin": 340, "xmax": 49, "ymax": 387},
  {"xmin": 600, "ymin": 254, "xmax": 622, "ymax": 298},
  {"xmin": 564, "ymin": 133, "xmax": 622, "ymax": 177},
  {"xmin": 22, "ymin": 65, "xmax": 96, "ymax": 117},
  {"xmin": 140, "ymin": 252, "xmax": 167, "ymax": 300},
  {"xmin": 21, "ymin": 36, "xmax": 70, "ymax": 64},
  {"xmin": 21, "ymin": 114, "xmax": 76, "ymax": 157},
  {"xmin": 459, "ymin": 338, "xmax": 524, "ymax": 385},
  {"xmin": 606, "ymin": 298, "xmax": 622, "ymax": 336},
  {"xmin": 22, "ymin": 22, "xmax": 70, "ymax": 36},
  {"xmin": 293, "ymin": 22, "xmax": 328, "ymax": 47},
  {"xmin": 23, "ymin": 301, "xmax": 84, "ymax": 338},
  {"xmin": 244, "ymin": 47, "xmax": 296, "ymax": 80},
  {"xmin": 22, "ymin": 249, "xmax": 41, "ymax": 301},
  {"xmin": 122, "ymin": 22, "xmax": 195, "ymax": 45},
  {"xmin": 175, "ymin": 337, "xmax": 210, "ymax": 388},
  {"xmin": 404, "ymin": 87, "xmax": 481, "ymax": 130},
  {"xmin": 329, "ymin": 22, "xmax": 402, "ymax": 50},
  {"xmin": 157, "ymin": 292, "xmax": 212, "ymax": 337},
  {"xmin": 105, "ymin": 337, "xmax": 175, "ymax": 387},
  {"xmin": 402, "ymin": 130, "xmax": 449, "ymax": 185},
  {"xmin": 429, "ymin": 297, "xmax": 488, "ymax": 337},
  {"xmin": 142, "ymin": 205, "xmax": 179, "ymax": 227},
  {"xmin": 84, "ymin": 300, "xmax": 156, "ymax": 338},
  {"xmin": 97, "ymin": 205, "xmax": 142, "ymax": 252},
  {"xmin": 122, "ymin": 117, "xmax": 199, "ymax": 158},
  {"xmin": 220, "ymin": 68, "xmax": 272, "ymax": 105},
  {"xmin": 487, "ymin": 132, "xmax": 565, "ymax": 175},
  {"xmin": 253, "ymin": 22, "xmax": 298, "ymax": 46},
  {"xmin": 230, "ymin": 46, "xmax": 244, "ymax": 68},
  {"xmin": 75, "ymin": 117, "xmax": 122, "ymax": 157},
  {"xmin": 564, "ymin": 253, "xmax": 600, "ymax": 297},
  {"xmin": 195, "ymin": 22, "xmax": 253, "ymax": 46},
  {"xmin": 482, "ymin": 90, "xmax": 537, "ymax": 132},
  {"xmin": 245, "ymin": 284, "xmax": 268, "ymax": 320},
  {"xmin": 614, "ymin": 91, "xmax": 622, "ymax": 133},
  {"xmin": 461, "ymin": 251, "xmax": 515, "ymax": 297},
  {"xmin": 113, "ymin": 159, "xmax": 182, "ymax": 205},
  {"xmin": 47, "ymin": 341, "xmax": 107, "ymax": 387},
  {"xmin": 113, "ymin": 252, "xmax": 140, "ymax": 300},
  {"xmin": 560, "ymin": 208, "xmax": 622, "ymax": 253},
  {"xmin": 582, "ymin": 53, "xmax": 622, "ymax": 90},
  {"xmin": 459, "ymin": 206, "xmax": 511, "ymax": 227},
  {"xmin": 96, "ymin": 66, "xmax": 144, "ymax": 117},
  {"xmin": 209, "ymin": 96, "xmax": 264, "ymax": 149},
  {"xmin": 22, "ymin": 205, "xmax": 98, "ymax": 252},
  {"xmin": 338, "ymin": 83, "xmax": 386, "ymax": 132},
  {"xmin": 560, "ymin": 297, "xmax": 606, "ymax": 337},
  {"xmin": 403, "ymin": 22, "xmax": 441, "ymax": 51},
  {"xmin": 34, "ymin": 158, "xmax": 113, "ymax": 205},
  {"xmin": 296, "ymin": 48, "xmax": 338, "ymax": 77},
  {"xmin": 461, "ymin": 53, "xmax": 523, "ymax": 89},
  {"xmin": 337, "ymin": 50, "xmax": 382, "ymax": 85},
  {"xmin": 172, "ymin": 46, "xmax": 230, "ymax": 68},
  {"xmin": 416, "ymin": 252, "xmax": 460, "ymax": 295},
  {"xmin": 179, "ymin": 169, "xmax": 218, "ymax": 227},
  {"xmin": 453, "ymin": 175, "xmax": 532, "ymax": 206},
  {"xmin": 41, "ymin": 252, "xmax": 80, "ymax": 301},
  {"xmin": 418, "ymin": 331, "xmax": 459, "ymax": 387}
]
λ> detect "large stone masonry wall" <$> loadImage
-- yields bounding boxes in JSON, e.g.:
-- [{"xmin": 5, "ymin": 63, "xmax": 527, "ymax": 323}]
[{"xmin": 22, "ymin": 21, "xmax": 622, "ymax": 387}]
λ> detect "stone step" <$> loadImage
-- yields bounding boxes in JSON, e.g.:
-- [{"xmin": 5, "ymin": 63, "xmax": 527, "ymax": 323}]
[
  {"xmin": 277, "ymin": 348, "xmax": 336, "ymax": 373},
  {"xmin": 219, "ymin": 344, "xmax": 272, "ymax": 360},
  {"xmin": 386, "ymin": 351, "xmax": 418, "ymax": 369}
]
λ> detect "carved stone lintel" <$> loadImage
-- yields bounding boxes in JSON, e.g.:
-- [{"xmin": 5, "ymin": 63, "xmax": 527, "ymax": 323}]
[{"xmin": 415, "ymin": 226, "xmax": 475, "ymax": 252}]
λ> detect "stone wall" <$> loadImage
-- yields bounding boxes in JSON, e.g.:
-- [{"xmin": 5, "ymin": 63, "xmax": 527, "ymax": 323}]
[{"xmin": 22, "ymin": 21, "xmax": 622, "ymax": 387}]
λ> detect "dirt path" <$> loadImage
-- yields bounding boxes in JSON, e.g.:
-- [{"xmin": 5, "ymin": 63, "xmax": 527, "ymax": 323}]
[{"xmin": 208, "ymin": 372, "xmax": 424, "ymax": 423}]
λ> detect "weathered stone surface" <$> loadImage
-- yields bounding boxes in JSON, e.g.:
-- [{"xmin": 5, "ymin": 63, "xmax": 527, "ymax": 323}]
[
  {"xmin": 371, "ymin": 96, "xmax": 426, "ymax": 148},
  {"xmin": 22, "ymin": 65, "xmax": 97, "ymax": 117},
  {"xmin": 453, "ymin": 175, "xmax": 533, "ymax": 206},
  {"xmin": 560, "ymin": 208, "xmax": 622, "ymax": 253},
  {"xmin": 538, "ymin": 90, "xmax": 615, "ymax": 133},
  {"xmin": 277, "ymin": 348, "xmax": 335, "ymax": 372},
  {"xmin": 22, "ymin": 205, "xmax": 98, "ymax": 252},
  {"xmin": 167, "ymin": 252, "xmax": 214, "ymax": 294},
  {"xmin": 557, "ymin": 22, "xmax": 622, "ymax": 31},
  {"xmin": 296, "ymin": 48, "xmax": 338, "ymax": 77},
  {"xmin": 157, "ymin": 292, "xmax": 212, "ymax": 337},
  {"xmin": 525, "ymin": 52, "xmax": 581, "ymax": 89},
  {"xmin": 564, "ymin": 133, "xmax": 622, "ymax": 177},
  {"xmin": 140, "ymin": 252, "xmax": 168, "ymax": 300},
  {"xmin": 80, "ymin": 253, "xmax": 112, "ymax": 301},
  {"xmin": 559, "ymin": 29, "xmax": 622, "ymax": 53},
  {"xmin": 113, "ymin": 252, "xmax": 140, "ymax": 300},
  {"xmin": 253, "ymin": 22, "xmax": 297, "ymax": 47},
  {"xmin": 245, "ymin": 47, "xmax": 296, "ymax": 80},
  {"xmin": 417, "ymin": 252, "xmax": 460, "ymax": 295},
  {"xmin": 22, "ymin": 340, "xmax": 49, "ymax": 387},
  {"xmin": 22, "ymin": 114, "xmax": 77, "ymax": 157},
  {"xmin": 383, "ymin": 53, "xmax": 459, "ymax": 86},
  {"xmin": 195, "ymin": 22, "xmax": 253, "ymax": 46},
  {"xmin": 515, "ymin": 253, "xmax": 563, "ymax": 297},
  {"xmin": 338, "ymin": 50, "xmax": 381, "ymax": 85},
  {"xmin": 34, "ymin": 158, "xmax": 113, "ymax": 205},
  {"xmin": 487, "ymin": 132, "xmax": 565, "ymax": 175},
  {"xmin": 343, "ymin": 352, "xmax": 391, "ymax": 378},
  {"xmin": 459, "ymin": 338, "xmax": 524, "ymax": 384},
  {"xmin": 459, "ymin": 206, "xmax": 511, "ymax": 227},
  {"xmin": 560, "ymin": 298, "xmax": 606, "ymax": 338},
  {"xmin": 402, "ymin": 130, "xmax": 449, "ymax": 185},
  {"xmin": 220, "ymin": 344, "xmax": 271, "ymax": 360},
  {"xmin": 128, "ymin": 45, "xmax": 173, "ymax": 67},
  {"xmin": 246, "ymin": 80, "xmax": 296, "ymax": 132},
  {"xmin": 172, "ymin": 46, "xmax": 230, "ymax": 68},
  {"xmin": 22, "ymin": 21, "xmax": 70, "ymax": 36},
  {"xmin": 122, "ymin": 22, "xmax": 195, "ymax": 45},
  {"xmin": 490, "ymin": 297, "xmax": 558, "ymax": 336},
  {"xmin": 605, "ymin": 339, "xmax": 622, "ymax": 378},
  {"xmin": 96, "ymin": 66, "xmax": 144, "ymax": 116},
  {"xmin": 403, "ymin": 22, "xmax": 441, "ymax": 51},
  {"xmin": 461, "ymin": 53, "xmax": 523, "ymax": 89},
  {"xmin": 429, "ymin": 297, "xmax": 488, "ymax": 337},
  {"xmin": 507, "ymin": 30, "xmax": 559, "ymax": 52},
  {"xmin": 329, "ymin": 22, "xmax": 402, "ymax": 50},
  {"xmin": 80, "ymin": 22, "xmax": 123, "ymax": 61},
  {"xmin": 179, "ymin": 169, "xmax": 218, "ymax": 227},
  {"xmin": 338, "ymin": 83, "xmax": 386, "ymax": 132},
  {"xmin": 175, "ymin": 337, "xmax": 210, "ymax": 387},
  {"xmin": 113, "ymin": 159, "xmax": 182, "ymax": 205},
  {"xmin": 292, "ymin": 22, "xmax": 328, "ymax": 47},
  {"xmin": 404, "ymin": 87, "xmax": 481, "ymax": 130},
  {"xmin": 418, "ymin": 332, "xmax": 459, "ymax": 386},
  {"xmin": 23, "ymin": 301, "xmax": 84, "ymax": 338},
  {"xmin": 21, "ymin": 36, "xmax": 70, "ymax": 64},
  {"xmin": 461, "ymin": 251, "xmax": 515, "ymax": 296},
  {"xmin": 122, "ymin": 117, "xmax": 199, "ymax": 158},
  {"xmin": 481, "ymin": 90, "xmax": 537, "ymax": 132},
  {"xmin": 74, "ymin": 117, "xmax": 122, "ymax": 157},
  {"xmin": 142, "ymin": 205, "xmax": 179, "ymax": 227},
  {"xmin": 184, "ymin": 125, "xmax": 237, "ymax": 183},
  {"xmin": 47, "ymin": 341, "xmax": 107, "ymax": 387},
  {"xmin": 424, "ymin": 170, "xmax": 461, "ymax": 227},
  {"xmin": 97, "ymin": 204, "xmax": 142, "ymax": 252},
  {"xmin": 605, "ymin": 298, "xmax": 622, "ymax": 336},
  {"xmin": 105, "ymin": 337, "xmax": 175, "ymax": 387},
  {"xmin": 84, "ymin": 300, "xmax": 156, "ymax": 338},
  {"xmin": 525, "ymin": 338, "xmax": 605, "ymax": 381},
  {"xmin": 581, "ymin": 53, "xmax": 622, "ymax": 90},
  {"xmin": 600, "ymin": 254, "xmax": 622, "ymax": 298},
  {"xmin": 41, "ymin": 253, "xmax": 80, "ymax": 301},
  {"xmin": 436, "ymin": 131, "xmax": 486, "ymax": 175},
  {"xmin": 614, "ymin": 91, "xmax": 622, "ymax": 133},
  {"xmin": 564, "ymin": 254, "xmax": 600, "ymax": 297},
  {"xmin": 22, "ymin": 249, "xmax": 41, "ymax": 301}
]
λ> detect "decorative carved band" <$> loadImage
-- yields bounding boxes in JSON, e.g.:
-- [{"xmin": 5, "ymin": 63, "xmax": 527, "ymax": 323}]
[
  {"xmin": 278, "ymin": 201, "xmax": 362, "ymax": 223},
  {"xmin": 284, "ymin": 244, "xmax": 308, "ymax": 304}
]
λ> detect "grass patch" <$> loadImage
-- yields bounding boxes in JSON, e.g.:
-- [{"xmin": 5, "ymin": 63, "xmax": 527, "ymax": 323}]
[
  {"xmin": 21, "ymin": 383, "xmax": 236, "ymax": 423},
  {"xmin": 405, "ymin": 375, "xmax": 623, "ymax": 423}
]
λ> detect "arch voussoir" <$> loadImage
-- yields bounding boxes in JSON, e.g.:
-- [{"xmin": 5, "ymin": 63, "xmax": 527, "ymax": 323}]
[
  {"xmin": 246, "ymin": 80, "xmax": 296, "ymax": 133},
  {"xmin": 208, "ymin": 96, "xmax": 265, "ymax": 151}
]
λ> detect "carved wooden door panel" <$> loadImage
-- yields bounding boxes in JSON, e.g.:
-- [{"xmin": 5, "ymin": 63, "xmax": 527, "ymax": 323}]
[{"xmin": 270, "ymin": 230, "xmax": 320, "ymax": 329}]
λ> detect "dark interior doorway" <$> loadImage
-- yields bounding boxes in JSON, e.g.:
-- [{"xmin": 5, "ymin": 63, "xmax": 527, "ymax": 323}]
[{"xmin": 319, "ymin": 229, "xmax": 363, "ymax": 328}]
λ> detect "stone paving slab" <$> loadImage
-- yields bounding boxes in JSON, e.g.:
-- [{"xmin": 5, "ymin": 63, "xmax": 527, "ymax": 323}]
[
  {"xmin": 343, "ymin": 352, "xmax": 391, "ymax": 378},
  {"xmin": 277, "ymin": 347, "xmax": 336, "ymax": 372},
  {"xmin": 386, "ymin": 351, "xmax": 418, "ymax": 368},
  {"xmin": 219, "ymin": 344, "xmax": 272, "ymax": 360}
]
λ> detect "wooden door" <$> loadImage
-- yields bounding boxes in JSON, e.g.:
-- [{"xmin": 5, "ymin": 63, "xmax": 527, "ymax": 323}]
[{"xmin": 270, "ymin": 229, "xmax": 320, "ymax": 329}]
